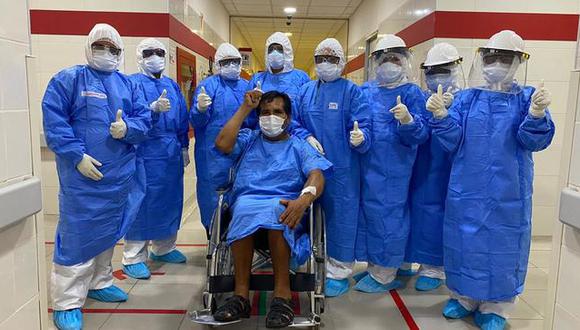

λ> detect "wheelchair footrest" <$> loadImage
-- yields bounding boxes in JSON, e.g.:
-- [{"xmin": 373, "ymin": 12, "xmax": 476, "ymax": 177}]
[
  {"xmin": 209, "ymin": 273, "xmax": 316, "ymax": 293},
  {"xmin": 189, "ymin": 309, "xmax": 242, "ymax": 326}
]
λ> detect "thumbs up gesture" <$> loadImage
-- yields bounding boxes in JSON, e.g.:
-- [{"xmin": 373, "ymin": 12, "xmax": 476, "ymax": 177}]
[
  {"xmin": 442, "ymin": 86, "xmax": 454, "ymax": 108},
  {"xmin": 349, "ymin": 120, "xmax": 365, "ymax": 147},
  {"xmin": 530, "ymin": 79, "xmax": 551, "ymax": 118},
  {"xmin": 254, "ymin": 81, "xmax": 263, "ymax": 93},
  {"xmin": 197, "ymin": 86, "xmax": 212, "ymax": 113},
  {"xmin": 389, "ymin": 96, "xmax": 413, "ymax": 125},
  {"xmin": 150, "ymin": 89, "xmax": 171, "ymax": 113},
  {"xmin": 426, "ymin": 84, "xmax": 449, "ymax": 119},
  {"xmin": 110, "ymin": 109, "xmax": 127, "ymax": 139}
]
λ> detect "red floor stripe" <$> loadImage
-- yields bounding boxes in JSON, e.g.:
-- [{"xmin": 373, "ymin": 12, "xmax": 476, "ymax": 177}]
[
  {"xmin": 44, "ymin": 242, "xmax": 207, "ymax": 247},
  {"xmin": 291, "ymin": 292, "xmax": 301, "ymax": 315},
  {"xmin": 251, "ymin": 291, "xmax": 260, "ymax": 316},
  {"xmin": 389, "ymin": 290, "xmax": 420, "ymax": 330},
  {"xmin": 48, "ymin": 308, "xmax": 186, "ymax": 315}
]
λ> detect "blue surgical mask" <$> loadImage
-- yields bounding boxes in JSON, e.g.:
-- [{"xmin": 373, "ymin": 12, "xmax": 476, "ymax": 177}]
[
  {"xmin": 143, "ymin": 55, "xmax": 165, "ymax": 75},
  {"xmin": 426, "ymin": 74, "xmax": 454, "ymax": 93},
  {"xmin": 220, "ymin": 63, "xmax": 241, "ymax": 80},
  {"xmin": 268, "ymin": 50, "xmax": 285, "ymax": 70},
  {"xmin": 376, "ymin": 62, "xmax": 403, "ymax": 85}
]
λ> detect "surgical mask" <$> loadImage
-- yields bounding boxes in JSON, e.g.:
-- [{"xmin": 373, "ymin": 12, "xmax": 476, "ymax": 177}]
[
  {"xmin": 143, "ymin": 55, "xmax": 165, "ymax": 74},
  {"xmin": 91, "ymin": 50, "xmax": 119, "ymax": 72},
  {"xmin": 483, "ymin": 62, "xmax": 512, "ymax": 84},
  {"xmin": 316, "ymin": 62, "xmax": 341, "ymax": 82},
  {"xmin": 268, "ymin": 50, "xmax": 285, "ymax": 70},
  {"xmin": 220, "ymin": 63, "xmax": 241, "ymax": 80},
  {"xmin": 426, "ymin": 74, "xmax": 454, "ymax": 93},
  {"xmin": 376, "ymin": 62, "xmax": 403, "ymax": 84},
  {"xmin": 259, "ymin": 115, "xmax": 286, "ymax": 137}
]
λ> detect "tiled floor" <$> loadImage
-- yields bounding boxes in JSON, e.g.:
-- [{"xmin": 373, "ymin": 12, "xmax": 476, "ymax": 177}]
[{"xmin": 43, "ymin": 213, "xmax": 553, "ymax": 330}]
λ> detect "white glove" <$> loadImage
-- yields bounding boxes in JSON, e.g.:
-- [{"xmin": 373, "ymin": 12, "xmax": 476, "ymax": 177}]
[
  {"xmin": 442, "ymin": 87, "xmax": 454, "ymax": 108},
  {"xmin": 307, "ymin": 136, "xmax": 325, "ymax": 155},
  {"xmin": 182, "ymin": 148, "xmax": 190, "ymax": 167},
  {"xmin": 76, "ymin": 154, "xmax": 103, "ymax": 181},
  {"xmin": 349, "ymin": 120, "xmax": 364, "ymax": 147},
  {"xmin": 254, "ymin": 81, "xmax": 263, "ymax": 93},
  {"xmin": 150, "ymin": 89, "xmax": 171, "ymax": 113},
  {"xmin": 196, "ymin": 86, "xmax": 212, "ymax": 113},
  {"xmin": 390, "ymin": 96, "xmax": 414, "ymax": 125},
  {"xmin": 530, "ymin": 80, "xmax": 551, "ymax": 118},
  {"xmin": 426, "ymin": 84, "xmax": 449, "ymax": 119},
  {"xmin": 110, "ymin": 109, "xmax": 127, "ymax": 139}
]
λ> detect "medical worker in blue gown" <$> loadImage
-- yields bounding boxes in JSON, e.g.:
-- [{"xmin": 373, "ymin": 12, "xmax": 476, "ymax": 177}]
[
  {"xmin": 292, "ymin": 38, "xmax": 371, "ymax": 297},
  {"xmin": 352, "ymin": 35, "xmax": 429, "ymax": 293},
  {"xmin": 427, "ymin": 30, "xmax": 555, "ymax": 330},
  {"xmin": 213, "ymin": 90, "xmax": 332, "ymax": 328},
  {"xmin": 191, "ymin": 43, "xmax": 251, "ymax": 230},
  {"xmin": 405, "ymin": 42, "xmax": 464, "ymax": 292},
  {"xmin": 122, "ymin": 38, "xmax": 190, "ymax": 280},
  {"xmin": 42, "ymin": 24, "xmax": 151, "ymax": 330}
]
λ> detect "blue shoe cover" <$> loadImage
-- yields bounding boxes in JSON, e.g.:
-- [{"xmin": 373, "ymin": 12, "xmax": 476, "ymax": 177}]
[
  {"xmin": 442, "ymin": 299, "xmax": 472, "ymax": 319},
  {"xmin": 353, "ymin": 274, "xmax": 401, "ymax": 293},
  {"xmin": 87, "ymin": 285, "xmax": 128, "ymax": 302},
  {"xmin": 474, "ymin": 311, "xmax": 507, "ymax": 330},
  {"xmin": 397, "ymin": 268, "xmax": 417, "ymax": 277},
  {"xmin": 53, "ymin": 308, "xmax": 82, "ymax": 330},
  {"xmin": 150, "ymin": 249, "xmax": 187, "ymax": 263},
  {"xmin": 325, "ymin": 278, "xmax": 350, "ymax": 297},
  {"xmin": 415, "ymin": 276, "xmax": 443, "ymax": 291},
  {"xmin": 123, "ymin": 262, "xmax": 151, "ymax": 279},
  {"xmin": 352, "ymin": 271, "xmax": 369, "ymax": 283}
]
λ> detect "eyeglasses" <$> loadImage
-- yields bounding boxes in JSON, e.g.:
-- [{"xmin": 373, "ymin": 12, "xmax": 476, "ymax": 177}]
[
  {"xmin": 482, "ymin": 53, "xmax": 516, "ymax": 65},
  {"xmin": 219, "ymin": 58, "xmax": 241, "ymax": 66},
  {"xmin": 142, "ymin": 48, "xmax": 166, "ymax": 58},
  {"xmin": 91, "ymin": 43, "xmax": 122, "ymax": 56},
  {"xmin": 268, "ymin": 44, "xmax": 284, "ymax": 54},
  {"xmin": 314, "ymin": 55, "xmax": 340, "ymax": 64}
]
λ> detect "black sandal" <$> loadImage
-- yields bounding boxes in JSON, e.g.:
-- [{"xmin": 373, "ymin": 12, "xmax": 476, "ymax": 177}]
[
  {"xmin": 266, "ymin": 297, "xmax": 295, "ymax": 328},
  {"xmin": 213, "ymin": 295, "xmax": 251, "ymax": 322}
]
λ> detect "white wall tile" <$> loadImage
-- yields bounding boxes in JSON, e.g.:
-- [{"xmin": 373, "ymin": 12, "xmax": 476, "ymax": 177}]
[
  {"xmin": 42, "ymin": 187, "xmax": 59, "ymax": 215},
  {"xmin": 0, "ymin": 111, "xmax": 32, "ymax": 181},
  {"xmin": 554, "ymin": 304, "xmax": 580, "ymax": 330},
  {"xmin": 556, "ymin": 246, "xmax": 580, "ymax": 319},
  {"xmin": 0, "ymin": 40, "xmax": 30, "ymax": 111},
  {"xmin": 436, "ymin": 0, "xmax": 476, "ymax": 11},
  {"xmin": 532, "ymin": 175, "xmax": 560, "ymax": 207},
  {"xmin": 569, "ymin": 123, "xmax": 580, "ymax": 186},
  {"xmin": 562, "ymin": 225, "xmax": 580, "ymax": 253},
  {"xmin": 0, "ymin": 0, "xmax": 29, "ymax": 43},
  {"xmin": 0, "ymin": 296, "xmax": 41, "ymax": 330},
  {"xmin": 532, "ymin": 206, "xmax": 556, "ymax": 236},
  {"xmin": 534, "ymin": 145, "xmax": 563, "ymax": 177},
  {"xmin": 527, "ymin": 47, "xmax": 576, "ymax": 83}
]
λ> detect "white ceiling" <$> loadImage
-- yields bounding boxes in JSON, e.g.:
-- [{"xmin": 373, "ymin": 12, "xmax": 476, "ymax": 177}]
[{"xmin": 221, "ymin": 0, "xmax": 362, "ymax": 18}]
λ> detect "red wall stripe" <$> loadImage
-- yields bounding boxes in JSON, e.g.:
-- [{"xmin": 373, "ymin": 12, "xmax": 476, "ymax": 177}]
[
  {"xmin": 397, "ymin": 12, "xmax": 436, "ymax": 48},
  {"xmin": 168, "ymin": 15, "xmax": 215, "ymax": 59},
  {"xmin": 344, "ymin": 53, "xmax": 365, "ymax": 75}
]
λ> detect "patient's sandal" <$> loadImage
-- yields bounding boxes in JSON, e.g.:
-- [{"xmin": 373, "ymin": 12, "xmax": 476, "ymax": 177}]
[
  {"xmin": 266, "ymin": 297, "xmax": 295, "ymax": 328},
  {"xmin": 213, "ymin": 295, "xmax": 251, "ymax": 322}
]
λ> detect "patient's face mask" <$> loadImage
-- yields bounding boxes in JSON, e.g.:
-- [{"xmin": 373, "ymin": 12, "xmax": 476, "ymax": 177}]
[{"xmin": 259, "ymin": 115, "xmax": 286, "ymax": 138}]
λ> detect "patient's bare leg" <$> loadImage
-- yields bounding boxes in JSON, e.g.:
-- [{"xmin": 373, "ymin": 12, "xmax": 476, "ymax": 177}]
[
  {"xmin": 268, "ymin": 230, "xmax": 292, "ymax": 299},
  {"xmin": 232, "ymin": 235, "xmax": 254, "ymax": 299}
]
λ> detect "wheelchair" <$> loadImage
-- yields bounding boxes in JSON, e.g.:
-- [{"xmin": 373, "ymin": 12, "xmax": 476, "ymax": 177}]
[{"xmin": 190, "ymin": 187, "xmax": 327, "ymax": 328}]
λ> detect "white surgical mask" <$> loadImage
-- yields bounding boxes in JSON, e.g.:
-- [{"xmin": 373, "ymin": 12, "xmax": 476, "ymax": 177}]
[
  {"xmin": 376, "ymin": 62, "xmax": 403, "ymax": 85},
  {"xmin": 144, "ymin": 55, "xmax": 165, "ymax": 75},
  {"xmin": 268, "ymin": 50, "xmax": 285, "ymax": 70},
  {"xmin": 316, "ymin": 62, "xmax": 341, "ymax": 82},
  {"xmin": 91, "ymin": 50, "xmax": 119, "ymax": 72},
  {"xmin": 259, "ymin": 115, "xmax": 286, "ymax": 138},
  {"xmin": 483, "ymin": 62, "xmax": 512, "ymax": 84},
  {"xmin": 220, "ymin": 63, "xmax": 241, "ymax": 80}
]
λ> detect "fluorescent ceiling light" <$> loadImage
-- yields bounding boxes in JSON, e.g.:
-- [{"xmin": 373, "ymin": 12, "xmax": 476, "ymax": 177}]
[
  {"xmin": 284, "ymin": 32, "xmax": 293, "ymax": 37},
  {"xmin": 284, "ymin": 7, "xmax": 297, "ymax": 14}
]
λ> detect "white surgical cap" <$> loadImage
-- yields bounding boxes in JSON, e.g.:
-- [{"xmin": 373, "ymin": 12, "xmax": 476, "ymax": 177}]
[
  {"xmin": 314, "ymin": 38, "xmax": 346, "ymax": 73},
  {"xmin": 265, "ymin": 32, "xmax": 294, "ymax": 73},
  {"xmin": 85, "ymin": 23, "xmax": 124, "ymax": 70},
  {"xmin": 213, "ymin": 43, "xmax": 242, "ymax": 73},
  {"xmin": 136, "ymin": 38, "xmax": 167, "ymax": 75}
]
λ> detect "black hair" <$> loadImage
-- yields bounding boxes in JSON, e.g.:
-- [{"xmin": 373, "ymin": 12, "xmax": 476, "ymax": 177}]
[{"xmin": 257, "ymin": 91, "xmax": 292, "ymax": 117}]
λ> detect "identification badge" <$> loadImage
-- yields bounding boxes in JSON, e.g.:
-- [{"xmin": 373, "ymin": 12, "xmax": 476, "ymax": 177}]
[
  {"xmin": 81, "ymin": 91, "xmax": 107, "ymax": 99},
  {"xmin": 328, "ymin": 102, "xmax": 338, "ymax": 110}
]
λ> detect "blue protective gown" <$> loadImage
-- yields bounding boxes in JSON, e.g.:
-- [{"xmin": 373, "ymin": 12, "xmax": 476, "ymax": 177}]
[
  {"xmin": 225, "ymin": 129, "xmax": 332, "ymax": 264},
  {"xmin": 355, "ymin": 82, "xmax": 429, "ymax": 268},
  {"xmin": 248, "ymin": 69, "xmax": 310, "ymax": 101},
  {"xmin": 190, "ymin": 75, "xmax": 250, "ymax": 229},
  {"xmin": 430, "ymin": 86, "xmax": 555, "ymax": 301},
  {"xmin": 125, "ymin": 74, "xmax": 190, "ymax": 241},
  {"xmin": 404, "ymin": 90, "xmax": 456, "ymax": 267},
  {"xmin": 293, "ymin": 78, "xmax": 371, "ymax": 263},
  {"xmin": 42, "ymin": 65, "xmax": 151, "ymax": 266}
]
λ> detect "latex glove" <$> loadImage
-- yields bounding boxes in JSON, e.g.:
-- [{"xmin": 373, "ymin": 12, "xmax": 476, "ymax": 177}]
[
  {"xmin": 530, "ymin": 80, "xmax": 551, "ymax": 118},
  {"xmin": 196, "ymin": 86, "xmax": 212, "ymax": 113},
  {"xmin": 182, "ymin": 148, "xmax": 190, "ymax": 167},
  {"xmin": 76, "ymin": 154, "xmax": 103, "ymax": 181},
  {"xmin": 349, "ymin": 120, "xmax": 364, "ymax": 147},
  {"xmin": 307, "ymin": 136, "xmax": 325, "ymax": 155},
  {"xmin": 442, "ymin": 87, "xmax": 454, "ymax": 108},
  {"xmin": 150, "ymin": 89, "xmax": 171, "ymax": 113},
  {"xmin": 110, "ymin": 109, "xmax": 127, "ymax": 139},
  {"xmin": 390, "ymin": 96, "xmax": 413, "ymax": 124},
  {"xmin": 426, "ymin": 84, "xmax": 449, "ymax": 119},
  {"xmin": 254, "ymin": 81, "xmax": 263, "ymax": 93}
]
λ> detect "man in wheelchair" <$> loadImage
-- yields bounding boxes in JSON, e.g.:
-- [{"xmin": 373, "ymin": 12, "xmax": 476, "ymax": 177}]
[{"xmin": 214, "ymin": 90, "xmax": 332, "ymax": 328}]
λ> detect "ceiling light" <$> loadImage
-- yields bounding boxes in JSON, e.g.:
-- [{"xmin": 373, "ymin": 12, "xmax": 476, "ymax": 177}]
[
  {"xmin": 284, "ymin": 32, "xmax": 293, "ymax": 37},
  {"xmin": 191, "ymin": 29, "xmax": 199, "ymax": 34},
  {"xmin": 284, "ymin": 7, "xmax": 297, "ymax": 14}
]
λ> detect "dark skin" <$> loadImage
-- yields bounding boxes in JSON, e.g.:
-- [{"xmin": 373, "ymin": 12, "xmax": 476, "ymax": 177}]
[{"xmin": 215, "ymin": 91, "xmax": 325, "ymax": 299}]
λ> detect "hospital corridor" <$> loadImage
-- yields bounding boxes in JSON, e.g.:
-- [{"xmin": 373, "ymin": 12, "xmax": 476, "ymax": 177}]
[{"xmin": 2, "ymin": 0, "xmax": 580, "ymax": 329}]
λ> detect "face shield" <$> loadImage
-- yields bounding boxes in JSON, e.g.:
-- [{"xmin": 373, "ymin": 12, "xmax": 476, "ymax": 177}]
[
  {"xmin": 368, "ymin": 47, "xmax": 414, "ymax": 88},
  {"xmin": 421, "ymin": 60, "xmax": 466, "ymax": 94},
  {"xmin": 468, "ymin": 48, "xmax": 529, "ymax": 94}
]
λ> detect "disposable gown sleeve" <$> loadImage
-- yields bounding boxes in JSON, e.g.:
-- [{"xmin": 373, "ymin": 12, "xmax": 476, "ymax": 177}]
[
  {"xmin": 349, "ymin": 84, "xmax": 372, "ymax": 154},
  {"xmin": 517, "ymin": 92, "xmax": 555, "ymax": 152},
  {"xmin": 223, "ymin": 128, "xmax": 256, "ymax": 161},
  {"xmin": 123, "ymin": 81, "xmax": 152, "ymax": 144},
  {"xmin": 42, "ymin": 72, "xmax": 85, "ymax": 166},
  {"xmin": 173, "ymin": 80, "xmax": 190, "ymax": 149},
  {"xmin": 299, "ymin": 142, "xmax": 333, "ymax": 178},
  {"xmin": 397, "ymin": 88, "xmax": 429, "ymax": 146},
  {"xmin": 190, "ymin": 82, "xmax": 212, "ymax": 128},
  {"xmin": 429, "ymin": 92, "xmax": 466, "ymax": 154},
  {"xmin": 289, "ymin": 86, "xmax": 314, "ymax": 140}
]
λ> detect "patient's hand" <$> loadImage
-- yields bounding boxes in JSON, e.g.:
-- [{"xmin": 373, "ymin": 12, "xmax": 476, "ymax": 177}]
[{"xmin": 279, "ymin": 197, "xmax": 310, "ymax": 229}]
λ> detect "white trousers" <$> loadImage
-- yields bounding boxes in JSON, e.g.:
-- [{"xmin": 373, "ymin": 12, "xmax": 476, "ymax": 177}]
[
  {"xmin": 122, "ymin": 235, "xmax": 177, "ymax": 265},
  {"xmin": 326, "ymin": 257, "xmax": 354, "ymax": 280},
  {"xmin": 51, "ymin": 248, "xmax": 115, "ymax": 311},
  {"xmin": 418, "ymin": 264, "xmax": 445, "ymax": 279},
  {"xmin": 368, "ymin": 264, "xmax": 398, "ymax": 285},
  {"xmin": 451, "ymin": 291, "xmax": 517, "ymax": 318}
]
